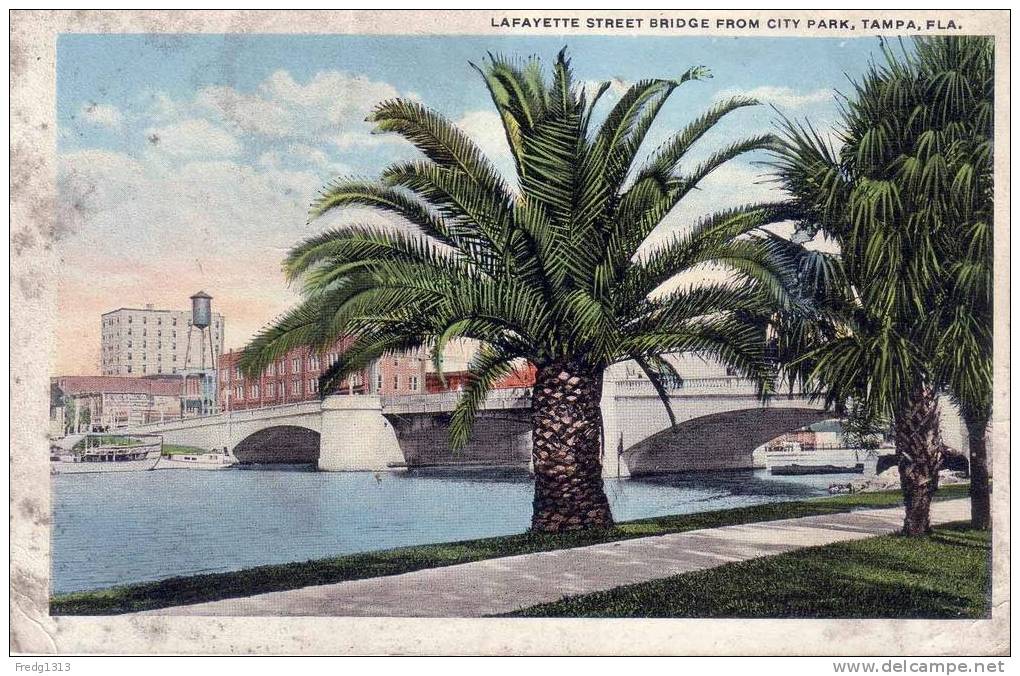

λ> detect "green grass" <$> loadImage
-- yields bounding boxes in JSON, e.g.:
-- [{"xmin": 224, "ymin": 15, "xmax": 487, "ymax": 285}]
[
  {"xmin": 161, "ymin": 444, "xmax": 210, "ymax": 456},
  {"xmin": 72, "ymin": 435, "xmax": 143, "ymax": 450},
  {"xmin": 49, "ymin": 483, "xmax": 971, "ymax": 616},
  {"xmin": 504, "ymin": 522, "xmax": 990, "ymax": 619}
]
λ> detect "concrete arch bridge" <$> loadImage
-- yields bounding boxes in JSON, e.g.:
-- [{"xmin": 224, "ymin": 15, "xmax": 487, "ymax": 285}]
[{"xmin": 119, "ymin": 372, "xmax": 914, "ymax": 476}]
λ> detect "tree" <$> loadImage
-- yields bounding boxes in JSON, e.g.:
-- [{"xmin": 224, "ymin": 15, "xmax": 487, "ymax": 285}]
[
  {"xmin": 242, "ymin": 49, "xmax": 804, "ymax": 532},
  {"xmin": 914, "ymin": 37, "xmax": 994, "ymax": 530},
  {"xmin": 769, "ymin": 37, "xmax": 994, "ymax": 535}
]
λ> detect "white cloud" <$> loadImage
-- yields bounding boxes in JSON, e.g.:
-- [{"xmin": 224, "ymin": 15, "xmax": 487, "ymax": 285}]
[
  {"xmin": 257, "ymin": 143, "xmax": 352, "ymax": 179},
  {"xmin": 715, "ymin": 86, "xmax": 832, "ymax": 109},
  {"xmin": 455, "ymin": 109, "xmax": 516, "ymax": 184},
  {"xmin": 143, "ymin": 118, "xmax": 242, "ymax": 160},
  {"xmin": 79, "ymin": 102, "xmax": 123, "ymax": 129},
  {"xmin": 582, "ymin": 78, "xmax": 630, "ymax": 99},
  {"xmin": 194, "ymin": 69, "xmax": 401, "ymax": 147}
]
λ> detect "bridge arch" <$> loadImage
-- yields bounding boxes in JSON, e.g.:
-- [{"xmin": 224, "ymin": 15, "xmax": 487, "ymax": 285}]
[
  {"xmin": 231, "ymin": 424, "xmax": 321, "ymax": 465},
  {"xmin": 621, "ymin": 406, "xmax": 835, "ymax": 475}
]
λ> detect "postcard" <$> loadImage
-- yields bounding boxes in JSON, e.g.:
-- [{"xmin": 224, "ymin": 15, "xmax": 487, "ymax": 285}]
[{"xmin": 9, "ymin": 9, "xmax": 1010, "ymax": 656}]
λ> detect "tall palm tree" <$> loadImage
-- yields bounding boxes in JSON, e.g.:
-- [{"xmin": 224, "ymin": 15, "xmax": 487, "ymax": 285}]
[
  {"xmin": 241, "ymin": 49, "xmax": 804, "ymax": 532},
  {"xmin": 915, "ymin": 36, "xmax": 994, "ymax": 530},
  {"xmin": 769, "ymin": 36, "xmax": 994, "ymax": 535}
]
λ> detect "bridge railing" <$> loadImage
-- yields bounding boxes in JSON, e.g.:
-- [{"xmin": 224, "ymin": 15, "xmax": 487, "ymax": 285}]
[
  {"xmin": 122, "ymin": 399, "xmax": 323, "ymax": 432},
  {"xmin": 610, "ymin": 376, "xmax": 816, "ymax": 398},
  {"xmin": 612, "ymin": 376, "xmax": 763, "ymax": 396},
  {"xmin": 381, "ymin": 388, "xmax": 533, "ymax": 414}
]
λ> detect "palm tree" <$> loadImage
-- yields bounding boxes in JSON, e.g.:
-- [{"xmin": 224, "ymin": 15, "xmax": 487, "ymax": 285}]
[
  {"xmin": 916, "ymin": 36, "xmax": 994, "ymax": 530},
  {"xmin": 241, "ymin": 49, "xmax": 804, "ymax": 532},
  {"xmin": 769, "ymin": 37, "xmax": 994, "ymax": 535}
]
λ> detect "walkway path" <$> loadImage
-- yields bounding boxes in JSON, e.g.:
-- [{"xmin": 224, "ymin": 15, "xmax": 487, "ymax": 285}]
[{"xmin": 146, "ymin": 499, "xmax": 970, "ymax": 617}]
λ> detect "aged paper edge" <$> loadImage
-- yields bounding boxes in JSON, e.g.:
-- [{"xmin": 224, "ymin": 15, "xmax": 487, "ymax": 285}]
[{"xmin": 9, "ymin": 9, "xmax": 1010, "ymax": 656}]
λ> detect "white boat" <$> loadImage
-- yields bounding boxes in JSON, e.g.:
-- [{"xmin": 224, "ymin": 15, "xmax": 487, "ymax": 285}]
[
  {"xmin": 50, "ymin": 442, "xmax": 163, "ymax": 474},
  {"xmin": 155, "ymin": 450, "xmax": 237, "ymax": 471}
]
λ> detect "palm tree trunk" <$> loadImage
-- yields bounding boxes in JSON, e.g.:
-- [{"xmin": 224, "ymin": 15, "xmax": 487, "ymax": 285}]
[
  {"xmin": 531, "ymin": 360, "xmax": 613, "ymax": 532},
  {"xmin": 965, "ymin": 412, "xmax": 992, "ymax": 530},
  {"xmin": 894, "ymin": 383, "xmax": 944, "ymax": 536}
]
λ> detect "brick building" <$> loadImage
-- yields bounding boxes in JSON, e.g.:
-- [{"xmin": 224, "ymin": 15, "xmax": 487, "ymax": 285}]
[
  {"xmin": 425, "ymin": 362, "xmax": 537, "ymax": 393},
  {"xmin": 217, "ymin": 339, "xmax": 429, "ymax": 411}
]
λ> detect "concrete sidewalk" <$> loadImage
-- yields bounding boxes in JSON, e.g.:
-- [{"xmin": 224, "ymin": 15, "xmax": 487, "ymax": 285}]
[{"xmin": 145, "ymin": 499, "xmax": 970, "ymax": 617}]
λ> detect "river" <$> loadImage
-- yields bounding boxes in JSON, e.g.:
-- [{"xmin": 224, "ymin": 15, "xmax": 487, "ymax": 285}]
[{"xmin": 51, "ymin": 466, "xmax": 854, "ymax": 595}]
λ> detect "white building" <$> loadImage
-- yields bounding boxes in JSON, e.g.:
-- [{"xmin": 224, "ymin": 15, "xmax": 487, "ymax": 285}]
[{"xmin": 100, "ymin": 304, "xmax": 225, "ymax": 377}]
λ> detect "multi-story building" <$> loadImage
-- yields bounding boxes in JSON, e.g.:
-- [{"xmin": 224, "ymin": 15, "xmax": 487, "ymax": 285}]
[
  {"xmin": 100, "ymin": 304, "xmax": 225, "ymax": 377},
  {"xmin": 425, "ymin": 362, "xmax": 536, "ymax": 393},
  {"xmin": 51, "ymin": 375, "xmax": 184, "ymax": 432},
  {"xmin": 217, "ymin": 338, "xmax": 429, "ymax": 411}
]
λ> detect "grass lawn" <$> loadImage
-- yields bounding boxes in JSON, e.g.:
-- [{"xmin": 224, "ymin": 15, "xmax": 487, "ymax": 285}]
[
  {"xmin": 73, "ymin": 435, "xmax": 143, "ymax": 449},
  {"xmin": 504, "ymin": 522, "xmax": 990, "ymax": 619},
  {"xmin": 50, "ymin": 484, "xmax": 971, "ymax": 616},
  {"xmin": 161, "ymin": 444, "xmax": 211, "ymax": 456}
]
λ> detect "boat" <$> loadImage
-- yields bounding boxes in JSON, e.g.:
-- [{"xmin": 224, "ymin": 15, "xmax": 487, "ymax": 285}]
[
  {"xmin": 771, "ymin": 463, "xmax": 865, "ymax": 476},
  {"xmin": 155, "ymin": 450, "xmax": 237, "ymax": 470},
  {"xmin": 50, "ymin": 440, "xmax": 163, "ymax": 474}
]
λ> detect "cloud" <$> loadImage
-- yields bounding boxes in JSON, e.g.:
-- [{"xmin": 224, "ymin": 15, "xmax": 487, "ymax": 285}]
[
  {"xmin": 455, "ymin": 109, "xmax": 516, "ymax": 184},
  {"xmin": 144, "ymin": 118, "xmax": 243, "ymax": 160},
  {"xmin": 715, "ymin": 86, "xmax": 832, "ymax": 109},
  {"xmin": 79, "ymin": 102, "xmax": 123, "ymax": 129},
  {"xmin": 194, "ymin": 69, "xmax": 401, "ymax": 147}
]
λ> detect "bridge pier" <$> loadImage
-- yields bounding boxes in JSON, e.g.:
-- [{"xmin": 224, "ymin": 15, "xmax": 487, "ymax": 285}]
[
  {"xmin": 318, "ymin": 395, "xmax": 404, "ymax": 471},
  {"xmin": 600, "ymin": 379, "xmax": 630, "ymax": 478}
]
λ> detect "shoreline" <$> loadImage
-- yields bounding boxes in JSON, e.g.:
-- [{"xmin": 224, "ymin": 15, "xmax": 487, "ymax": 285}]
[{"xmin": 50, "ymin": 483, "xmax": 971, "ymax": 616}]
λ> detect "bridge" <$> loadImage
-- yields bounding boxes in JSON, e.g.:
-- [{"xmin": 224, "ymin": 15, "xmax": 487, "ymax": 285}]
[{"xmin": 122, "ymin": 372, "xmax": 863, "ymax": 476}]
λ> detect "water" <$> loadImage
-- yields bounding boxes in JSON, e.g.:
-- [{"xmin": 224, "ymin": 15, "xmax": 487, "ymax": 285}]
[{"xmin": 51, "ymin": 465, "xmax": 852, "ymax": 594}]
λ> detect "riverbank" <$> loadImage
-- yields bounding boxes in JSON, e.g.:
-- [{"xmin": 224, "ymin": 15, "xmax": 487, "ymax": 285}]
[
  {"xmin": 505, "ymin": 521, "xmax": 990, "ymax": 618},
  {"xmin": 51, "ymin": 483, "xmax": 970, "ymax": 615}
]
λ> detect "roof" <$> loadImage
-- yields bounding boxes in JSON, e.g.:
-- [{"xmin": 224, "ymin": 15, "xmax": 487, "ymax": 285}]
[
  {"xmin": 54, "ymin": 376, "xmax": 183, "ymax": 397},
  {"xmin": 190, "ymin": 291, "xmax": 212, "ymax": 299}
]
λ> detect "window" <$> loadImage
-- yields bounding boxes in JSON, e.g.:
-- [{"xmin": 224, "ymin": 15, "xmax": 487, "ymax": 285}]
[
  {"xmin": 126, "ymin": 366, "xmax": 132, "ymax": 373},
  {"xmin": 172, "ymin": 318, "xmax": 177, "ymax": 326},
  {"xmin": 235, "ymin": 385, "xmax": 243, "ymax": 399},
  {"xmin": 377, "ymin": 373, "xmax": 383, "ymax": 391},
  {"xmin": 292, "ymin": 357, "xmax": 301, "ymax": 373},
  {"xmin": 250, "ymin": 385, "xmax": 259, "ymax": 398},
  {"xmin": 235, "ymin": 367, "xmax": 241, "ymax": 379},
  {"xmin": 127, "ymin": 341, "xmax": 132, "ymax": 348},
  {"xmin": 267, "ymin": 363, "xmax": 275, "ymax": 376},
  {"xmin": 127, "ymin": 352, "xmax": 132, "ymax": 361},
  {"xmin": 267, "ymin": 382, "xmax": 276, "ymax": 397},
  {"xmin": 410, "ymin": 376, "xmax": 419, "ymax": 392},
  {"xmin": 308, "ymin": 379, "xmax": 317, "ymax": 393},
  {"xmin": 292, "ymin": 380, "xmax": 301, "ymax": 396},
  {"xmin": 393, "ymin": 374, "xmax": 399, "ymax": 390}
]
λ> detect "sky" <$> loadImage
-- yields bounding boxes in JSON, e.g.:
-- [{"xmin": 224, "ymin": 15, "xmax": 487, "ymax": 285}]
[{"xmin": 54, "ymin": 33, "xmax": 885, "ymax": 375}]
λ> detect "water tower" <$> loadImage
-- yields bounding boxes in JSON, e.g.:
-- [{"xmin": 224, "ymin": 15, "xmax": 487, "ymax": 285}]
[{"xmin": 181, "ymin": 291, "xmax": 217, "ymax": 418}]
